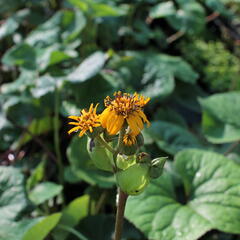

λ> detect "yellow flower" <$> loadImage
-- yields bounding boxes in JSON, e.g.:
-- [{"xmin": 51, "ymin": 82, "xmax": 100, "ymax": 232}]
[
  {"xmin": 123, "ymin": 132, "xmax": 137, "ymax": 146},
  {"xmin": 100, "ymin": 91, "xmax": 150, "ymax": 135},
  {"xmin": 68, "ymin": 103, "xmax": 101, "ymax": 137}
]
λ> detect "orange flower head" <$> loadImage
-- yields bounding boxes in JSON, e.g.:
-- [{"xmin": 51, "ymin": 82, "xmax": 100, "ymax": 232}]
[
  {"xmin": 68, "ymin": 104, "xmax": 101, "ymax": 137},
  {"xmin": 100, "ymin": 91, "xmax": 150, "ymax": 135}
]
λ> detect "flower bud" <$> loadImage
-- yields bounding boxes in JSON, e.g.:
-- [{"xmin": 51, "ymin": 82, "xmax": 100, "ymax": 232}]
[
  {"xmin": 87, "ymin": 138, "xmax": 113, "ymax": 172},
  {"xmin": 137, "ymin": 152, "xmax": 151, "ymax": 164},
  {"xmin": 116, "ymin": 163, "xmax": 150, "ymax": 195},
  {"xmin": 119, "ymin": 143, "xmax": 138, "ymax": 156},
  {"xmin": 86, "ymin": 126, "xmax": 104, "ymax": 139},
  {"xmin": 116, "ymin": 154, "xmax": 136, "ymax": 170},
  {"xmin": 149, "ymin": 157, "xmax": 167, "ymax": 179},
  {"xmin": 103, "ymin": 129, "xmax": 118, "ymax": 142}
]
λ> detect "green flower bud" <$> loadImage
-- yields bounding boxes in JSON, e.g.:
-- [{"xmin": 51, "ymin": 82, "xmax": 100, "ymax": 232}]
[
  {"xmin": 116, "ymin": 163, "xmax": 150, "ymax": 195},
  {"xmin": 119, "ymin": 143, "xmax": 138, "ymax": 156},
  {"xmin": 137, "ymin": 152, "xmax": 151, "ymax": 164},
  {"xmin": 149, "ymin": 157, "xmax": 167, "ymax": 179},
  {"xmin": 87, "ymin": 138, "xmax": 113, "ymax": 172},
  {"xmin": 116, "ymin": 154, "xmax": 136, "ymax": 170}
]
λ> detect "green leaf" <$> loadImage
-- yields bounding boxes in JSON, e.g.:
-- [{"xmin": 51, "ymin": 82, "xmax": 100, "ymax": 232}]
[
  {"xmin": 126, "ymin": 150, "xmax": 240, "ymax": 240},
  {"xmin": 0, "ymin": 218, "xmax": 42, "ymax": 240},
  {"xmin": 167, "ymin": 2, "xmax": 206, "ymax": 35},
  {"xmin": 0, "ymin": 9, "xmax": 30, "ymax": 40},
  {"xmin": 66, "ymin": 136, "xmax": 115, "ymax": 188},
  {"xmin": 200, "ymin": 92, "xmax": 240, "ymax": 143},
  {"xmin": 67, "ymin": 51, "xmax": 107, "ymax": 82},
  {"xmin": 23, "ymin": 213, "xmax": 62, "ymax": 240},
  {"xmin": 205, "ymin": 0, "xmax": 232, "ymax": 17},
  {"xmin": 26, "ymin": 160, "xmax": 46, "ymax": 191},
  {"xmin": 145, "ymin": 121, "xmax": 202, "ymax": 154},
  {"xmin": 0, "ymin": 167, "xmax": 30, "ymax": 222},
  {"xmin": 141, "ymin": 69, "xmax": 175, "ymax": 99},
  {"xmin": 151, "ymin": 54, "xmax": 198, "ymax": 84},
  {"xmin": 53, "ymin": 195, "xmax": 90, "ymax": 240},
  {"xmin": 2, "ymin": 43, "xmax": 37, "ymax": 71},
  {"xmin": 29, "ymin": 182, "xmax": 63, "ymax": 205},
  {"xmin": 149, "ymin": 1, "xmax": 176, "ymax": 19},
  {"xmin": 30, "ymin": 75, "xmax": 57, "ymax": 98},
  {"xmin": 68, "ymin": 0, "xmax": 126, "ymax": 17}
]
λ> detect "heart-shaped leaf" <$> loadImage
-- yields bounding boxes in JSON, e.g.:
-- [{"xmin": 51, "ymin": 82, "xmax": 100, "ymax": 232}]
[{"xmin": 126, "ymin": 149, "xmax": 240, "ymax": 240}]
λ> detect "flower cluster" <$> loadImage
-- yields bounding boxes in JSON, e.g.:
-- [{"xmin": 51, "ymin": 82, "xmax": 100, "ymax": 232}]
[
  {"xmin": 67, "ymin": 91, "xmax": 166, "ymax": 196},
  {"xmin": 68, "ymin": 91, "xmax": 150, "ymax": 145}
]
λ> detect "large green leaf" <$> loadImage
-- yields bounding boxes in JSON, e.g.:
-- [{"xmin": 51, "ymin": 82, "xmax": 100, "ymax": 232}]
[
  {"xmin": 145, "ymin": 121, "xmax": 202, "ymax": 154},
  {"xmin": 126, "ymin": 150, "xmax": 240, "ymax": 240},
  {"xmin": 200, "ymin": 92, "xmax": 240, "ymax": 143},
  {"xmin": 149, "ymin": 54, "xmax": 198, "ymax": 84},
  {"xmin": 0, "ymin": 167, "xmax": 30, "ymax": 222},
  {"xmin": 106, "ymin": 52, "xmax": 198, "ymax": 96}
]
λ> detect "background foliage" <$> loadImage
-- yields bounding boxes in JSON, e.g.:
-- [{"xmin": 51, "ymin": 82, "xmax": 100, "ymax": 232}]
[{"xmin": 1, "ymin": 0, "xmax": 240, "ymax": 239}]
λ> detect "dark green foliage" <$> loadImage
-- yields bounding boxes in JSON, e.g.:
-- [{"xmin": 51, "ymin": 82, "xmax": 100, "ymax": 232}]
[{"xmin": 1, "ymin": 0, "xmax": 240, "ymax": 240}]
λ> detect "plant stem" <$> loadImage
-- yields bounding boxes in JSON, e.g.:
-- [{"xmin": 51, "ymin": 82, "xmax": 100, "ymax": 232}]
[
  {"xmin": 224, "ymin": 141, "xmax": 240, "ymax": 156},
  {"xmin": 113, "ymin": 189, "xmax": 128, "ymax": 240},
  {"xmin": 96, "ymin": 135, "xmax": 115, "ymax": 154},
  {"xmin": 54, "ymin": 87, "xmax": 65, "ymax": 204}
]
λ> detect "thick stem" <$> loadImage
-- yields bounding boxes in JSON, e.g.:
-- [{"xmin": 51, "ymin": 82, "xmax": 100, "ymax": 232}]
[{"xmin": 113, "ymin": 189, "xmax": 128, "ymax": 240}]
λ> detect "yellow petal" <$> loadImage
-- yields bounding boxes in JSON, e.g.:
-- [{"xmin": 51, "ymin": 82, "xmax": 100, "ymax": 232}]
[
  {"xmin": 79, "ymin": 130, "xmax": 86, "ymax": 137},
  {"xmin": 106, "ymin": 111, "xmax": 118, "ymax": 134},
  {"xmin": 138, "ymin": 110, "xmax": 150, "ymax": 126},
  {"xmin": 132, "ymin": 113, "xmax": 144, "ymax": 130},
  {"xmin": 109, "ymin": 115, "xmax": 124, "ymax": 135},
  {"xmin": 68, "ymin": 126, "xmax": 80, "ymax": 134},
  {"xmin": 100, "ymin": 107, "xmax": 111, "ymax": 128},
  {"xmin": 68, "ymin": 122, "xmax": 80, "ymax": 125},
  {"xmin": 68, "ymin": 116, "xmax": 79, "ymax": 120},
  {"xmin": 127, "ymin": 115, "xmax": 140, "ymax": 135}
]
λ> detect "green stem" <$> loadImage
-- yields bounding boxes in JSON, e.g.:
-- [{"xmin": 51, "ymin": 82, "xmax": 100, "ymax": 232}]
[
  {"xmin": 54, "ymin": 88, "xmax": 64, "ymax": 202},
  {"xmin": 113, "ymin": 189, "xmax": 128, "ymax": 240},
  {"xmin": 96, "ymin": 135, "xmax": 115, "ymax": 154},
  {"xmin": 224, "ymin": 141, "xmax": 240, "ymax": 156},
  {"xmin": 95, "ymin": 190, "xmax": 108, "ymax": 214}
]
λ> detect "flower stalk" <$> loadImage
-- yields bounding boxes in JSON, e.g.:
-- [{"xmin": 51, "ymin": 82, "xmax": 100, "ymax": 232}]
[{"xmin": 113, "ymin": 189, "xmax": 128, "ymax": 240}]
